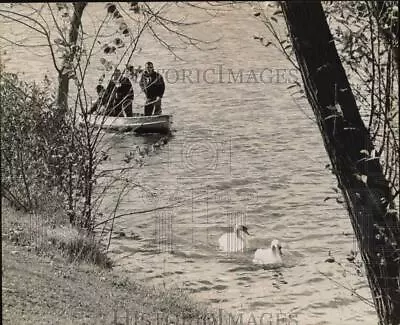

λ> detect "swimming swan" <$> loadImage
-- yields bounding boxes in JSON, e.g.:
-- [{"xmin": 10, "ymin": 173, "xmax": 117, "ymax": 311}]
[
  {"xmin": 253, "ymin": 239, "xmax": 283, "ymax": 265},
  {"xmin": 218, "ymin": 224, "xmax": 250, "ymax": 252}
]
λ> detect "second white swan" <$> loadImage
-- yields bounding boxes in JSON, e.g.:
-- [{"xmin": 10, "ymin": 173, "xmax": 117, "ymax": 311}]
[{"xmin": 253, "ymin": 239, "xmax": 283, "ymax": 266}]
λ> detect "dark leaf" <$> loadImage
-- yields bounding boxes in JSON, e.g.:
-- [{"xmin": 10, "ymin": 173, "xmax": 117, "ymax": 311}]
[
  {"xmin": 254, "ymin": 12, "xmax": 261, "ymax": 17},
  {"xmin": 113, "ymin": 10, "xmax": 122, "ymax": 19},
  {"xmin": 106, "ymin": 3, "xmax": 117, "ymax": 14},
  {"xmin": 264, "ymin": 41, "xmax": 272, "ymax": 47},
  {"xmin": 130, "ymin": 2, "xmax": 139, "ymax": 13},
  {"xmin": 113, "ymin": 38, "xmax": 123, "ymax": 47}
]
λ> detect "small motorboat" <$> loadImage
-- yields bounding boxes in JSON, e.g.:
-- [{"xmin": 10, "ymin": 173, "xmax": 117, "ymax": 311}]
[{"xmin": 82, "ymin": 113, "xmax": 172, "ymax": 134}]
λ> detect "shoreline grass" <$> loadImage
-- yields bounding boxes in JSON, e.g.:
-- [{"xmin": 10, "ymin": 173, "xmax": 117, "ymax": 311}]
[
  {"xmin": 2, "ymin": 199, "xmax": 112, "ymax": 268},
  {"xmin": 2, "ymin": 199, "xmax": 214, "ymax": 325}
]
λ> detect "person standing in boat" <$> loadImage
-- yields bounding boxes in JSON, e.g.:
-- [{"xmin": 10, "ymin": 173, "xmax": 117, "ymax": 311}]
[
  {"xmin": 119, "ymin": 69, "xmax": 135, "ymax": 117},
  {"xmin": 98, "ymin": 69, "xmax": 134, "ymax": 117},
  {"xmin": 112, "ymin": 69, "xmax": 135, "ymax": 117},
  {"xmin": 139, "ymin": 61, "xmax": 165, "ymax": 116}
]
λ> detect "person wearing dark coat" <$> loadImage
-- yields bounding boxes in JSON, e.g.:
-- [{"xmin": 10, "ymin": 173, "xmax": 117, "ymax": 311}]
[
  {"xmin": 139, "ymin": 62, "xmax": 165, "ymax": 116},
  {"xmin": 100, "ymin": 69, "xmax": 134, "ymax": 117}
]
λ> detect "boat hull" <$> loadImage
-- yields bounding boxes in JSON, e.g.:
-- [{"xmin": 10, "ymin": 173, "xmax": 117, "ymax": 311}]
[{"xmin": 82, "ymin": 113, "xmax": 172, "ymax": 134}]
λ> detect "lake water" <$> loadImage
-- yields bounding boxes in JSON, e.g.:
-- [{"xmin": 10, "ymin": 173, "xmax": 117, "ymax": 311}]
[{"xmin": 1, "ymin": 3, "xmax": 377, "ymax": 324}]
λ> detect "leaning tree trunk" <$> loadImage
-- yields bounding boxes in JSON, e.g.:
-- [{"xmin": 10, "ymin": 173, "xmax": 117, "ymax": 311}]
[
  {"xmin": 57, "ymin": 2, "xmax": 87, "ymax": 113},
  {"xmin": 281, "ymin": 2, "xmax": 400, "ymax": 324}
]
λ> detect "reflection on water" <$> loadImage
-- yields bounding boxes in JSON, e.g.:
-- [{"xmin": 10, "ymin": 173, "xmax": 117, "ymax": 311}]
[{"xmin": 1, "ymin": 3, "xmax": 377, "ymax": 324}]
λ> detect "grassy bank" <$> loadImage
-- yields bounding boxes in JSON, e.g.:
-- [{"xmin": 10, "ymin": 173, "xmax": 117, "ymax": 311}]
[{"xmin": 2, "ymin": 202, "xmax": 212, "ymax": 325}]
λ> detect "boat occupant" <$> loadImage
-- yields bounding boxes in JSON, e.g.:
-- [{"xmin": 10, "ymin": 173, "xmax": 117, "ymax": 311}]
[
  {"xmin": 90, "ymin": 69, "xmax": 134, "ymax": 117},
  {"xmin": 108, "ymin": 69, "xmax": 134, "ymax": 117},
  {"xmin": 89, "ymin": 84, "xmax": 106, "ymax": 114},
  {"xmin": 139, "ymin": 61, "xmax": 165, "ymax": 116}
]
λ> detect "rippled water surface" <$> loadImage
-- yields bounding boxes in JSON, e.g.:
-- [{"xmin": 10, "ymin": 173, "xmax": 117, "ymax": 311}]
[{"xmin": 1, "ymin": 3, "xmax": 377, "ymax": 324}]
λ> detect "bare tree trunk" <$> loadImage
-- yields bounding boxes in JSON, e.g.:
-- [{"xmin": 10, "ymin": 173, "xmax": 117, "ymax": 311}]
[
  {"xmin": 57, "ymin": 2, "xmax": 87, "ymax": 112},
  {"xmin": 56, "ymin": 3, "xmax": 87, "ymax": 226},
  {"xmin": 281, "ymin": 2, "xmax": 400, "ymax": 324}
]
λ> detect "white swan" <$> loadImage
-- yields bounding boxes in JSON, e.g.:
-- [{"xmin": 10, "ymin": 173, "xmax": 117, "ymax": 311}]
[
  {"xmin": 218, "ymin": 224, "xmax": 250, "ymax": 252},
  {"xmin": 253, "ymin": 239, "xmax": 283, "ymax": 266}
]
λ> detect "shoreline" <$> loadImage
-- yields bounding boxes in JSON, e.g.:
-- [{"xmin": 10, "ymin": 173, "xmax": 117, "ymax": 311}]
[{"xmin": 1, "ymin": 202, "xmax": 211, "ymax": 325}]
